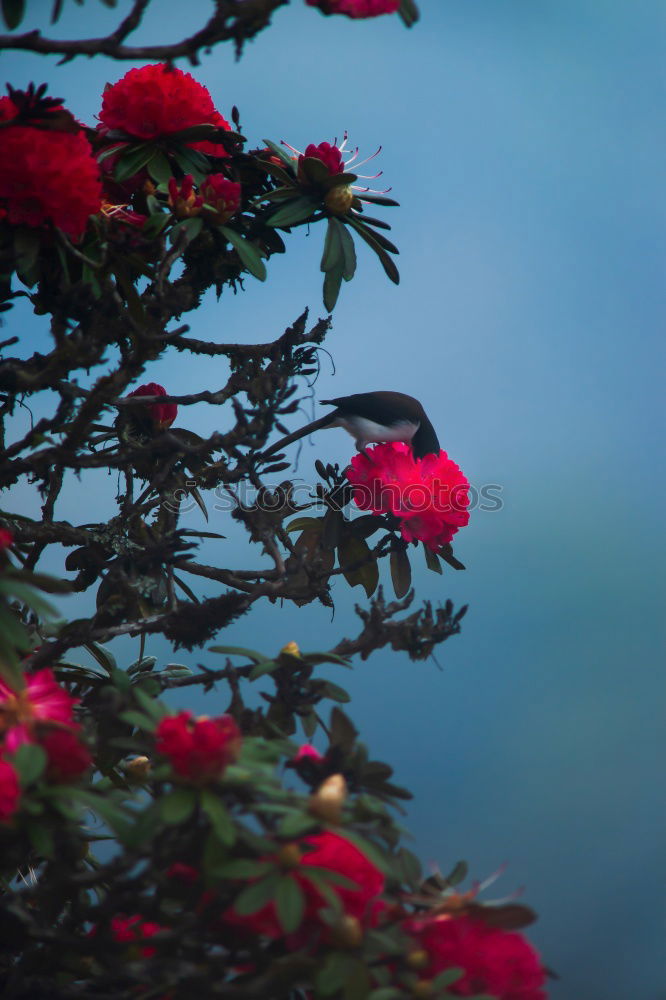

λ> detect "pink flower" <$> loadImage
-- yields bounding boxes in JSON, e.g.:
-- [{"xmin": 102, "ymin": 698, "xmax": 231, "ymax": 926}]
[
  {"xmin": 126, "ymin": 382, "xmax": 178, "ymax": 432},
  {"xmin": 0, "ymin": 758, "xmax": 20, "ymax": 822},
  {"xmin": 155, "ymin": 712, "xmax": 241, "ymax": 783},
  {"xmin": 99, "ymin": 64, "xmax": 230, "ymax": 156},
  {"xmin": 403, "ymin": 913, "xmax": 548, "ymax": 999},
  {"xmin": 0, "ymin": 528, "xmax": 13, "ymax": 551},
  {"xmin": 293, "ymin": 743, "xmax": 324, "ymax": 763},
  {"xmin": 200, "ymin": 174, "xmax": 241, "ymax": 225},
  {"xmin": 306, "ymin": 0, "xmax": 400, "ymax": 18},
  {"xmin": 347, "ymin": 442, "xmax": 470, "ymax": 552},
  {"xmin": 0, "ymin": 668, "xmax": 78, "ymax": 743}
]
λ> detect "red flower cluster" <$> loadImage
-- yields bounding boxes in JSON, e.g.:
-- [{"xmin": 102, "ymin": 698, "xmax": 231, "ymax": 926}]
[
  {"xmin": 99, "ymin": 64, "xmax": 231, "ymax": 156},
  {"xmin": 0, "ymin": 96, "xmax": 102, "ymax": 240},
  {"xmin": 126, "ymin": 383, "xmax": 178, "ymax": 432},
  {"xmin": 347, "ymin": 442, "xmax": 470, "ymax": 552},
  {"xmin": 0, "ymin": 528, "xmax": 13, "ymax": 551},
  {"xmin": 200, "ymin": 174, "xmax": 242, "ymax": 225},
  {"xmin": 306, "ymin": 0, "xmax": 400, "ymax": 17},
  {"xmin": 155, "ymin": 711, "xmax": 241, "ymax": 783},
  {"xmin": 110, "ymin": 914, "xmax": 163, "ymax": 958},
  {"xmin": 0, "ymin": 668, "xmax": 91, "ymax": 820},
  {"xmin": 227, "ymin": 831, "xmax": 384, "ymax": 941},
  {"xmin": 403, "ymin": 914, "xmax": 547, "ymax": 999},
  {"xmin": 298, "ymin": 141, "xmax": 344, "ymax": 180}
]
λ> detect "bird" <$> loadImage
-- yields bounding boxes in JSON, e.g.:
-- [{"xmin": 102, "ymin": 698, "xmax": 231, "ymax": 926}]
[{"xmin": 262, "ymin": 391, "xmax": 440, "ymax": 460}]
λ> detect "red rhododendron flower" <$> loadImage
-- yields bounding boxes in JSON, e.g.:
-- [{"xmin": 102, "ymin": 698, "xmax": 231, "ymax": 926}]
[
  {"xmin": 306, "ymin": 0, "xmax": 400, "ymax": 18},
  {"xmin": 226, "ymin": 831, "xmax": 384, "ymax": 940},
  {"xmin": 347, "ymin": 442, "xmax": 470, "ymax": 552},
  {"xmin": 126, "ymin": 383, "xmax": 178, "ymax": 431},
  {"xmin": 0, "ymin": 758, "xmax": 20, "ymax": 822},
  {"xmin": 40, "ymin": 726, "xmax": 91, "ymax": 782},
  {"xmin": 155, "ymin": 711, "xmax": 241, "ymax": 783},
  {"xmin": 0, "ymin": 102, "xmax": 102, "ymax": 240},
  {"xmin": 200, "ymin": 174, "xmax": 241, "ymax": 224},
  {"xmin": 0, "ymin": 528, "xmax": 13, "ymax": 550},
  {"xmin": 0, "ymin": 668, "xmax": 78, "ymax": 747},
  {"xmin": 298, "ymin": 141, "xmax": 344, "ymax": 180},
  {"xmin": 168, "ymin": 175, "xmax": 203, "ymax": 219},
  {"xmin": 110, "ymin": 915, "xmax": 163, "ymax": 958},
  {"xmin": 403, "ymin": 913, "xmax": 548, "ymax": 999},
  {"xmin": 99, "ymin": 64, "xmax": 231, "ymax": 156}
]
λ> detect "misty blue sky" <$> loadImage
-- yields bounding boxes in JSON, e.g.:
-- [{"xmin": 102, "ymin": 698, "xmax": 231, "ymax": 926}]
[{"xmin": 2, "ymin": 1, "xmax": 665, "ymax": 997}]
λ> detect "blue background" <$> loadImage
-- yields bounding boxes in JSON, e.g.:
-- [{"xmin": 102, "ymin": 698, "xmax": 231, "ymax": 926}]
[{"xmin": 2, "ymin": 1, "xmax": 665, "ymax": 997}]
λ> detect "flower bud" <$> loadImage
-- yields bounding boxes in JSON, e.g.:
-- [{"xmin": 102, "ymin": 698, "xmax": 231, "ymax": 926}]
[
  {"xmin": 123, "ymin": 755, "xmax": 152, "ymax": 782},
  {"xmin": 308, "ymin": 773, "xmax": 347, "ymax": 824},
  {"xmin": 277, "ymin": 843, "xmax": 302, "ymax": 868},
  {"xmin": 324, "ymin": 184, "xmax": 353, "ymax": 216},
  {"xmin": 406, "ymin": 949, "xmax": 430, "ymax": 970},
  {"xmin": 328, "ymin": 914, "xmax": 363, "ymax": 949},
  {"xmin": 280, "ymin": 640, "xmax": 301, "ymax": 657},
  {"xmin": 412, "ymin": 981, "xmax": 432, "ymax": 999}
]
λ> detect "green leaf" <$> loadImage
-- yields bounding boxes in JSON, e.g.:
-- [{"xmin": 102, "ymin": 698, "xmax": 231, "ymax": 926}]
[
  {"xmin": 267, "ymin": 196, "xmax": 319, "ymax": 228},
  {"xmin": 26, "ymin": 820, "xmax": 54, "ymax": 859},
  {"xmin": 367, "ymin": 990, "xmax": 404, "ymax": 1000},
  {"xmin": 200, "ymin": 789, "xmax": 235, "ymax": 845},
  {"xmin": 275, "ymin": 875, "xmax": 305, "ymax": 934},
  {"xmin": 214, "ymin": 859, "xmax": 275, "ymax": 879},
  {"xmin": 338, "ymin": 535, "xmax": 379, "ymax": 598},
  {"xmin": 160, "ymin": 787, "xmax": 197, "ymax": 825},
  {"xmin": 170, "ymin": 216, "xmax": 203, "ymax": 245},
  {"xmin": 276, "ymin": 812, "xmax": 319, "ymax": 839},
  {"xmin": 431, "ymin": 968, "xmax": 464, "ymax": 989},
  {"xmin": 171, "ymin": 144, "xmax": 210, "ymax": 182},
  {"xmin": 323, "ymin": 264, "xmax": 344, "ymax": 312},
  {"xmin": 396, "ymin": 847, "xmax": 422, "ymax": 887},
  {"xmin": 114, "ymin": 143, "xmax": 154, "ymax": 183},
  {"xmin": 232, "ymin": 870, "xmax": 282, "ymax": 916},
  {"xmin": 398, "ymin": 0, "xmax": 420, "ymax": 28},
  {"xmin": 146, "ymin": 151, "xmax": 173, "ymax": 184},
  {"xmin": 423, "ymin": 543, "xmax": 442, "ymax": 574},
  {"xmin": 248, "ymin": 659, "xmax": 279, "ymax": 680},
  {"xmin": 208, "ymin": 645, "xmax": 268, "ymax": 663},
  {"xmin": 320, "ymin": 681, "xmax": 351, "ymax": 704},
  {"xmin": 321, "ymin": 217, "xmax": 343, "ymax": 274},
  {"xmin": 299, "ymin": 156, "xmax": 334, "ymax": 187},
  {"xmin": 336, "ymin": 220, "xmax": 357, "ymax": 281},
  {"xmin": 132, "ymin": 683, "xmax": 166, "ymax": 721},
  {"xmin": 286, "ymin": 516, "xmax": 322, "ymax": 534},
  {"xmin": 261, "ymin": 138, "xmax": 297, "ymax": 169},
  {"xmin": 13, "ymin": 743, "xmax": 47, "ymax": 786},
  {"xmin": 85, "ymin": 643, "xmax": 117, "ymax": 675},
  {"xmin": 316, "ymin": 952, "xmax": 354, "ymax": 996},
  {"xmin": 390, "ymin": 547, "xmax": 412, "ymax": 599},
  {"xmin": 1, "ymin": 0, "xmax": 25, "ymax": 30},
  {"xmin": 357, "ymin": 194, "xmax": 400, "ymax": 207},
  {"xmin": 347, "ymin": 216, "xmax": 400, "ymax": 285},
  {"xmin": 439, "ymin": 543, "xmax": 466, "ymax": 571},
  {"xmin": 219, "ymin": 226, "xmax": 267, "ymax": 281},
  {"xmin": 443, "ymin": 859, "xmax": 468, "ymax": 887}
]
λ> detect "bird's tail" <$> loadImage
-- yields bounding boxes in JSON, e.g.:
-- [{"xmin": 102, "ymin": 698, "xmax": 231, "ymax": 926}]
[{"xmin": 261, "ymin": 414, "xmax": 334, "ymax": 459}]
